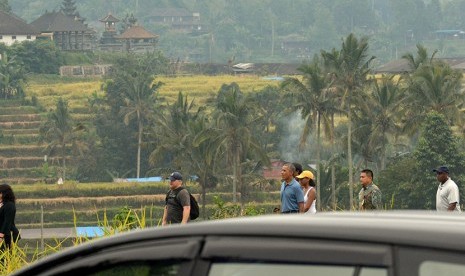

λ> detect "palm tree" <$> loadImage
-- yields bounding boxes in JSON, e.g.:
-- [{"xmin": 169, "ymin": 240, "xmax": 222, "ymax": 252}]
[
  {"xmin": 365, "ymin": 75, "xmax": 405, "ymax": 170},
  {"xmin": 39, "ymin": 98, "xmax": 86, "ymax": 180},
  {"xmin": 321, "ymin": 33, "xmax": 375, "ymax": 209},
  {"xmin": 113, "ymin": 54, "xmax": 163, "ymax": 178},
  {"xmin": 0, "ymin": 53, "xmax": 26, "ymax": 99},
  {"xmin": 282, "ymin": 58, "xmax": 336, "ymax": 210},
  {"xmin": 149, "ymin": 92, "xmax": 197, "ymax": 172},
  {"xmin": 190, "ymin": 113, "xmax": 220, "ymax": 219},
  {"xmin": 149, "ymin": 92, "xmax": 218, "ymax": 219},
  {"xmin": 213, "ymin": 83, "xmax": 269, "ymax": 204},
  {"xmin": 402, "ymin": 44, "xmax": 437, "ymax": 71},
  {"xmin": 405, "ymin": 61, "xmax": 464, "ymax": 132},
  {"xmin": 351, "ymin": 75, "xmax": 405, "ymax": 171},
  {"xmin": 248, "ymin": 86, "xmax": 283, "ymax": 153}
]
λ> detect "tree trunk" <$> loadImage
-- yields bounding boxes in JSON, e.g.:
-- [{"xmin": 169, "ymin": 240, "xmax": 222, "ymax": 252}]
[
  {"xmin": 348, "ymin": 91, "xmax": 354, "ymax": 210},
  {"xmin": 201, "ymin": 170, "xmax": 207, "ymax": 219},
  {"xmin": 137, "ymin": 113, "xmax": 142, "ymax": 179},
  {"xmin": 238, "ymin": 151, "xmax": 244, "ymax": 210},
  {"xmin": 331, "ymin": 114, "xmax": 336, "ymax": 210},
  {"xmin": 270, "ymin": 17, "xmax": 275, "ymax": 57},
  {"xmin": 62, "ymin": 142, "xmax": 66, "ymax": 181},
  {"xmin": 381, "ymin": 140, "xmax": 386, "ymax": 170},
  {"xmin": 316, "ymin": 113, "xmax": 321, "ymax": 211},
  {"xmin": 232, "ymin": 145, "xmax": 238, "ymax": 203}
]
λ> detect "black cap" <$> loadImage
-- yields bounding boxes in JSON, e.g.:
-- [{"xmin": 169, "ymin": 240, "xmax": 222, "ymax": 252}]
[
  {"xmin": 169, "ymin": 172, "xmax": 183, "ymax": 181},
  {"xmin": 432, "ymin": 166, "xmax": 449, "ymax": 174}
]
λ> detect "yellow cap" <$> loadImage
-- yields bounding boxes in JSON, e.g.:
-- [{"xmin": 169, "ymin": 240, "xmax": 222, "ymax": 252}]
[{"xmin": 296, "ymin": 170, "xmax": 314, "ymax": 180}]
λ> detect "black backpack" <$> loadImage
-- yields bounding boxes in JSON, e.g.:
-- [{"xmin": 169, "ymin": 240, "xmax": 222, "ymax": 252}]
[{"xmin": 166, "ymin": 187, "xmax": 200, "ymax": 220}]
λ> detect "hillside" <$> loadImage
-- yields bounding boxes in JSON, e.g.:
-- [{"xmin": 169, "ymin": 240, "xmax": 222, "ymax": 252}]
[
  {"xmin": 11, "ymin": 0, "xmax": 465, "ymax": 63},
  {"xmin": 14, "ymin": 181, "xmax": 280, "ymax": 229},
  {"xmin": 0, "ymin": 74, "xmax": 280, "ymax": 184},
  {"xmin": 0, "ymin": 100, "xmax": 48, "ymax": 184}
]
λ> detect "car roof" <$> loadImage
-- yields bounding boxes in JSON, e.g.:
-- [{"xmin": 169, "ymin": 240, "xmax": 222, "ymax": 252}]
[
  {"xmin": 13, "ymin": 211, "xmax": 465, "ymax": 275},
  {"xmin": 160, "ymin": 211, "xmax": 465, "ymax": 250}
]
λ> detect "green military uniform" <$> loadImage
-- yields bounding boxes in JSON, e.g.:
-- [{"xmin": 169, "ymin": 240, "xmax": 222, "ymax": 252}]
[{"xmin": 358, "ymin": 183, "xmax": 382, "ymax": 210}]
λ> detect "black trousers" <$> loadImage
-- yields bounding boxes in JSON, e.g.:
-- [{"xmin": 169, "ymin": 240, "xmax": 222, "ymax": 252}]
[{"xmin": 0, "ymin": 235, "xmax": 11, "ymax": 251}]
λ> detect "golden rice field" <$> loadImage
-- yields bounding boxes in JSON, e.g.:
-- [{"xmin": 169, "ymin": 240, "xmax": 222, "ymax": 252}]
[{"xmin": 26, "ymin": 75, "xmax": 282, "ymax": 110}]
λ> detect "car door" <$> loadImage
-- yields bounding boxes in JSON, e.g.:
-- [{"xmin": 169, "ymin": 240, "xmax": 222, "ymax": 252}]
[{"xmin": 198, "ymin": 236, "xmax": 393, "ymax": 276}]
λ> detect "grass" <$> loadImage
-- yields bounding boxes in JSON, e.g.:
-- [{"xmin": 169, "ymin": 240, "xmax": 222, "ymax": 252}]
[
  {"xmin": 12, "ymin": 180, "xmax": 281, "ymax": 229},
  {"xmin": 157, "ymin": 74, "xmax": 279, "ymax": 94},
  {"xmin": 25, "ymin": 74, "xmax": 281, "ymax": 110},
  {"xmin": 4, "ymin": 196, "xmax": 274, "ymax": 274}
]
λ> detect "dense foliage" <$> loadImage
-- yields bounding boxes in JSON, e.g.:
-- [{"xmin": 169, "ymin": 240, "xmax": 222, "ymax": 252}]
[
  {"xmin": 23, "ymin": 32, "xmax": 464, "ymax": 212},
  {"xmin": 0, "ymin": 40, "xmax": 63, "ymax": 74},
  {"xmin": 7, "ymin": 0, "xmax": 465, "ymax": 63}
]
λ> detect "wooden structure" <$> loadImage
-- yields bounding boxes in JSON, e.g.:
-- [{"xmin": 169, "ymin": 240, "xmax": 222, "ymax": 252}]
[
  {"xmin": 98, "ymin": 13, "xmax": 121, "ymax": 51},
  {"xmin": 30, "ymin": 11, "xmax": 95, "ymax": 51},
  {"xmin": 115, "ymin": 25, "xmax": 158, "ymax": 52},
  {"xmin": 147, "ymin": 8, "xmax": 203, "ymax": 33}
]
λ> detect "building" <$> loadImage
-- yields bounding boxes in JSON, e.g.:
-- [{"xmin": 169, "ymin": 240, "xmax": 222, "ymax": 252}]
[
  {"xmin": 0, "ymin": 10, "xmax": 39, "ymax": 46},
  {"xmin": 262, "ymin": 159, "xmax": 287, "ymax": 180},
  {"xmin": 30, "ymin": 10, "xmax": 95, "ymax": 51},
  {"xmin": 232, "ymin": 63, "xmax": 254, "ymax": 74},
  {"xmin": 281, "ymin": 34, "xmax": 311, "ymax": 59},
  {"xmin": 115, "ymin": 25, "xmax": 158, "ymax": 52},
  {"xmin": 147, "ymin": 8, "xmax": 202, "ymax": 33},
  {"xmin": 374, "ymin": 57, "xmax": 465, "ymax": 74},
  {"xmin": 433, "ymin": 30, "xmax": 465, "ymax": 40},
  {"xmin": 98, "ymin": 13, "xmax": 121, "ymax": 51}
]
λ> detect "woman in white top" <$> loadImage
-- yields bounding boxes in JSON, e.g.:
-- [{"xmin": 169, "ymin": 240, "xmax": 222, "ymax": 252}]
[{"xmin": 296, "ymin": 170, "xmax": 317, "ymax": 214}]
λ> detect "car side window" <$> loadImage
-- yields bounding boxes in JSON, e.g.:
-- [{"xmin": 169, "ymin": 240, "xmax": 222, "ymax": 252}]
[
  {"xmin": 208, "ymin": 263, "xmax": 388, "ymax": 276},
  {"xmin": 40, "ymin": 239, "xmax": 201, "ymax": 276},
  {"xmin": 398, "ymin": 247, "xmax": 465, "ymax": 275},
  {"xmin": 420, "ymin": 261, "xmax": 465, "ymax": 276}
]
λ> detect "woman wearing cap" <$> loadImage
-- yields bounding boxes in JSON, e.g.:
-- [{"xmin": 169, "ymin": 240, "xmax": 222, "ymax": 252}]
[
  {"xmin": 0, "ymin": 183, "xmax": 19, "ymax": 251},
  {"xmin": 296, "ymin": 170, "xmax": 317, "ymax": 214}
]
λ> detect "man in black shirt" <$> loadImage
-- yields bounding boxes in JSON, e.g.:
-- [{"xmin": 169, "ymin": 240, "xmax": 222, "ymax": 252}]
[{"xmin": 162, "ymin": 172, "xmax": 191, "ymax": 225}]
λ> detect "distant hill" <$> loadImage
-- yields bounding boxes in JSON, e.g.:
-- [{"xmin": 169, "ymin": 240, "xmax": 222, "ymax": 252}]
[{"xmin": 9, "ymin": 1, "xmax": 465, "ymax": 66}]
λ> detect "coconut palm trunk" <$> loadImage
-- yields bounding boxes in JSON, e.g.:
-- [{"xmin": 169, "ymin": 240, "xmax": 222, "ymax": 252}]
[
  {"xmin": 61, "ymin": 142, "xmax": 66, "ymax": 181},
  {"xmin": 316, "ymin": 112, "xmax": 321, "ymax": 211},
  {"xmin": 331, "ymin": 114, "xmax": 336, "ymax": 210},
  {"xmin": 347, "ymin": 92, "xmax": 354, "ymax": 210},
  {"xmin": 137, "ymin": 111, "xmax": 142, "ymax": 179}
]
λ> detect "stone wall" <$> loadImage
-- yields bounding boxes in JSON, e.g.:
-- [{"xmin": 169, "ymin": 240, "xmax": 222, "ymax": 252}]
[{"xmin": 59, "ymin": 64, "xmax": 113, "ymax": 77}]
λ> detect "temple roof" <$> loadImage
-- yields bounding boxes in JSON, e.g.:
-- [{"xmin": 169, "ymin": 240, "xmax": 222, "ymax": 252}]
[
  {"xmin": 0, "ymin": 10, "xmax": 39, "ymax": 35},
  {"xmin": 115, "ymin": 25, "xmax": 158, "ymax": 39},
  {"xmin": 31, "ymin": 11, "xmax": 91, "ymax": 32},
  {"xmin": 100, "ymin": 13, "xmax": 120, "ymax": 23}
]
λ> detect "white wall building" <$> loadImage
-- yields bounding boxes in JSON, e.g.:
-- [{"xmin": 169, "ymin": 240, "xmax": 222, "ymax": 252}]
[{"xmin": 0, "ymin": 10, "xmax": 39, "ymax": 46}]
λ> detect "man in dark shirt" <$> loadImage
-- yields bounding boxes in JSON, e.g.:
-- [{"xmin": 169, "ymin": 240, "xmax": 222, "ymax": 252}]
[{"xmin": 162, "ymin": 172, "xmax": 191, "ymax": 225}]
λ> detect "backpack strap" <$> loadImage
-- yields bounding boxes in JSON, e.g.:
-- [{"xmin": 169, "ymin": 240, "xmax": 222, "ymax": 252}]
[
  {"xmin": 165, "ymin": 190, "xmax": 170, "ymax": 204},
  {"xmin": 166, "ymin": 187, "xmax": 186, "ymax": 206}
]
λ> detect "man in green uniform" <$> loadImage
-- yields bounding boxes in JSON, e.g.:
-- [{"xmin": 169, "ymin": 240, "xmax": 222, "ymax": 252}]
[{"xmin": 358, "ymin": 169, "xmax": 382, "ymax": 210}]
